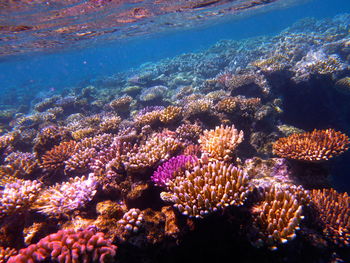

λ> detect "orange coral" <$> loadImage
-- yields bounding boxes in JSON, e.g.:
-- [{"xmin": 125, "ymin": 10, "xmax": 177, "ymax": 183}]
[
  {"xmin": 310, "ymin": 188, "xmax": 349, "ymax": 246},
  {"xmin": 273, "ymin": 129, "xmax": 350, "ymax": 161},
  {"xmin": 251, "ymin": 186, "xmax": 303, "ymax": 250},
  {"xmin": 199, "ymin": 124, "xmax": 244, "ymax": 161},
  {"xmin": 159, "ymin": 106, "xmax": 182, "ymax": 124},
  {"xmin": 161, "ymin": 161, "xmax": 251, "ymax": 218},
  {"xmin": 40, "ymin": 140, "xmax": 77, "ymax": 171}
]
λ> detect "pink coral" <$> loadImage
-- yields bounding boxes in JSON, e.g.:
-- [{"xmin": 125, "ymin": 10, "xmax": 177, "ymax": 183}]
[{"xmin": 8, "ymin": 228, "xmax": 117, "ymax": 263}]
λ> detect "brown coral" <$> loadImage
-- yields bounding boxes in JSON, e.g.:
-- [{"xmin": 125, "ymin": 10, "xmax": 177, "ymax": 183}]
[
  {"xmin": 110, "ymin": 96, "xmax": 133, "ymax": 112},
  {"xmin": 273, "ymin": 129, "xmax": 350, "ymax": 162},
  {"xmin": 199, "ymin": 124, "xmax": 244, "ymax": 161},
  {"xmin": 161, "ymin": 161, "xmax": 251, "ymax": 218},
  {"xmin": 310, "ymin": 188, "xmax": 349, "ymax": 246},
  {"xmin": 7, "ymin": 228, "xmax": 117, "ymax": 263},
  {"xmin": 40, "ymin": 140, "xmax": 77, "ymax": 171},
  {"xmin": 251, "ymin": 186, "xmax": 304, "ymax": 250},
  {"xmin": 0, "ymin": 247, "xmax": 17, "ymax": 263},
  {"xmin": 159, "ymin": 106, "xmax": 183, "ymax": 124}
]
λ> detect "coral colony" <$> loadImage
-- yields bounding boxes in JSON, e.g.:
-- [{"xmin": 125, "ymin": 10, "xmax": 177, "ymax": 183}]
[{"xmin": 0, "ymin": 14, "xmax": 350, "ymax": 263}]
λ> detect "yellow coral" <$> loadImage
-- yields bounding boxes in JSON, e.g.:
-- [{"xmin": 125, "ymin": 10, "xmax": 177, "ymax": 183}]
[
  {"xmin": 159, "ymin": 106, "xmax": 182, "ymax": 124},
  {"xmin": 251, "ymin": 186, "xmax": 303, "ymax": 250},
  {"xmin": 199, "ymin": 124, "xmax": 244, "ymax": 161},
  {"xmin": 161, "ymin": 161, "xmax": 251, "ymax": 218}
]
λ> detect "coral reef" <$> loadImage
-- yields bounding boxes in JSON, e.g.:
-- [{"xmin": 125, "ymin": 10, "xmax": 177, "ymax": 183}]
[
  {"xmin": 0, "ymin": 13, "xmax": 350, "ymax": 263},
  {"xmin": 273, "ymin": 129, "xmax": 350, "ymax": 161}
]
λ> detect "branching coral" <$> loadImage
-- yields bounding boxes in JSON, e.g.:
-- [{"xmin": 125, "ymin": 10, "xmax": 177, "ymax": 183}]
[
  {"xmin": 124, "ymin": 132, "xmax": 182, "ymax": 172},
  {"xmin": 176, "ymin": 122, "xmax": 203, "ymax": 143},
  {"xmin": 310, "ymin": 188, "xmax": 349, "ymax": 246},
  {"xmin": 7, "ymin": 228, "xmax": 117, "ymax": 263},
  {"xmin": 40, "ymin": 140, "xmax": 77, "ymax": 171},
  {"xmin": 151, "ymin": 155, "xmax": 198, "ymax": 187},
  {"xmin": 273, "ymin": 129, "xmax": 350, "ymax": 161},
  {"xmin": 0, "ymin": 179, "xmax": 42, "ymax": 217},
  {"xmin": 161, "ymin": 161, "xmax": 251, "ymax": 218},
  {"xmin": 0, "ymin": 152, "xmax": 38, "ymax": 181},
  {"xmin": 109, "ymin": 96, "xmax": 133, "ymax": 112},
  {"xmin": 159, "ymin": 106, "xmax": 183, "ymax": 124},
  {"xmin": 251, "ymin": 186, "xmax": 304, "ymax": 250},
  {"xmin": 34, "ymin": 175, "xmax": 97, "ymax": 217},
  {"xmin": 199, "ymin": 124, "xmax": 244, "ymax": 161}
]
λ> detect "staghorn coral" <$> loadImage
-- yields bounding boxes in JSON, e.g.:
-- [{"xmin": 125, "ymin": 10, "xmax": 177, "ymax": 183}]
[
  {"xmin": 161, "ymin": 161, "xmax": 251, "ymax": 218},
  {"xmin": 251, "ymin": 186, "xmax": 304, "ymax": 250},
  {"xmin": 34, "ymin": 175, "xmax": 97, "ymax": 218},
  {"xmin": 199, "ymin": 124, "xmax": 244, "ymax": 161},
  {"xmin": 0, "ymin": 179, "xmax": 42, "ymax": 217},
  {"xmin": 273, "ymin": 129, "xmax": 350, "ymax": 162},
  {"xmin": 151, "ymin": 155, "xmax": 198, "ymax": 187},
  {"xmin": 310, "ymin": 188, "xmax": 349, "ymax": 246},
  {"xmin": 7, "ymin": 228, "xmax": 117, "ymax": 263},
  {"xmin": 117, "ymin": 208, "xmax": 144, "ymax": 234},
  {"xmin": 159, "ymin": 106, "xmax": 183, "ymax": 124},
  {"xmin": 40, "ymin": 140, "xmax": 77, "ymax": 171}
]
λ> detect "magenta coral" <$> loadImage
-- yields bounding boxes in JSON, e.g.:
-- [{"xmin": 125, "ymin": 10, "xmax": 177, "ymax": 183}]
[
  {"xmin": 151, "ymin": 155, "xmax": 198, "ymax": 187},
  {"xmin": 8, "ymin": 228, "xmax": 117, "ymax": 263}
]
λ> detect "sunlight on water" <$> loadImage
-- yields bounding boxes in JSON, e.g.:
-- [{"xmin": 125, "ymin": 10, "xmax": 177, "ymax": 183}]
[{"xmin": 0, "ymin": 0, "xmax": 308, "ymax": 57}]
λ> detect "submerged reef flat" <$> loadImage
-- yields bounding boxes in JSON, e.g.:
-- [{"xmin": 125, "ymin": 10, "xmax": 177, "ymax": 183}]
[{"xmin": 1, "ymin": 14, "xmax": 350, "ymax": 263}]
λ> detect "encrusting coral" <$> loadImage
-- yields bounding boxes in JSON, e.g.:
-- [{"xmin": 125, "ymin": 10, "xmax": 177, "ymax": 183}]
[
  {"xmin": 7, "ymin": 228, "xmax": 117, "ymax": 263},
  {"xmin": 273, "ymin": 129, "xmax": 350, "ymax": 161},
  {"xmin": 161, "ymin": 160, "xmax": 251, "ymax": 218},
  {"xmin": 310, "ymin": 188, "xmax": 349, "ymax": 247},
  {"xmin": 199, "ymin": 124, "xmax": 244, "ymax": 161}
]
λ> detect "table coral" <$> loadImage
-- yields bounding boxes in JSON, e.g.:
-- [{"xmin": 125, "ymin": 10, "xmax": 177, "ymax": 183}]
[
  {"xmin": 199, "ymin": 124, "xmax": 244, "ymax": 161},
  {"xmin": 161, "ymin": 160, "xmax": 251, "ymax": 218},
  {"xmin": 7, "ymin": 228, "xmax": 117, "ymax": 263},
  {"xmin": 273, "ymin": 129, "xmax": 350, "ymax": 162},
  {"xmin": 310, "ymin": 188, "xmax": 349, "ymax": 247}
]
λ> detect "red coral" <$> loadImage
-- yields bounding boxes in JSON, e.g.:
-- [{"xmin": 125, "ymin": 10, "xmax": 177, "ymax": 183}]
[{"xmin": 8, "ymin": 228, "xmax": 117, "ymax": 263}]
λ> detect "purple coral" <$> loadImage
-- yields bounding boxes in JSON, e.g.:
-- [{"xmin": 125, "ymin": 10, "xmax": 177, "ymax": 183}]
[{"xmin": 151, "ymin": 155, "xmax": 198, "ymax": 187}]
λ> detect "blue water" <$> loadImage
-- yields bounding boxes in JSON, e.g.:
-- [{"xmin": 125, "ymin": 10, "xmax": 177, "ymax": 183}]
[{"xmin": 0, "ymin": 0, "xmax": 348, "ymax": 93}]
